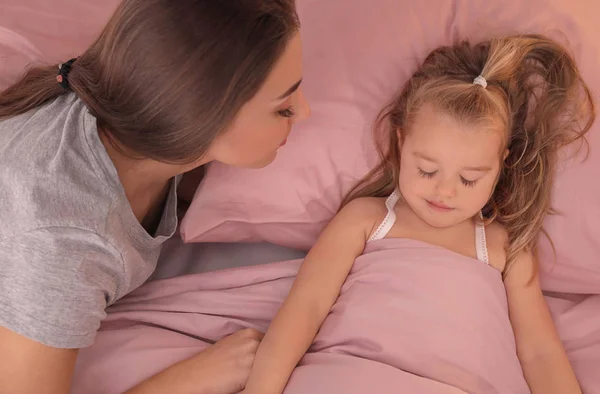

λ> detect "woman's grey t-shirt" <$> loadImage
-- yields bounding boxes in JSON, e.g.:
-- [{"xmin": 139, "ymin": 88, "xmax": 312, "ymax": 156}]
[{"xmin": 0, "ymin": 94, "xmax": 179, "ymax": 348}]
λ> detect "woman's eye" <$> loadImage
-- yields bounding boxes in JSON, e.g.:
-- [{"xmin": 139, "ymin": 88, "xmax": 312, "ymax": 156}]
[
  {"xmin": 418, "ymin": 169, "xmax": 436, "ymax": 179},
  {"xmin": 277, "ymin": 106, "xmax": 295, "ymax": 118}
]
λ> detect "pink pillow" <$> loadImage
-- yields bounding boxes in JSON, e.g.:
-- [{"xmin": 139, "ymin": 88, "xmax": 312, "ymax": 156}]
[
  {"xmin": 182, "ymin": 0, "xmax": 600, "ymax": 293},
  {"xmin": 0, "ymin": 0, "xmax": 119, "ymax": 89}
]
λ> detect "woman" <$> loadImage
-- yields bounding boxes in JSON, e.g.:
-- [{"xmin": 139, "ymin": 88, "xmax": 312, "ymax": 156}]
[{"xmin": 0, "ymin": 0, "xmax": 310, "ymax": 393}]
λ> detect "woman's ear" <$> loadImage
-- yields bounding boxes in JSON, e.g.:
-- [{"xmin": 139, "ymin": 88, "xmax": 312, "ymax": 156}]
[{"xmin": 503, "ymin": 149, "xmax": 510, "ymax": 161}]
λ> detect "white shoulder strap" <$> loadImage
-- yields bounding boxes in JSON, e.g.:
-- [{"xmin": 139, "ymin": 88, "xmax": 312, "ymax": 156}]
[
  {"xmin": 368, "ymin": 190, "xmax": 400, "ymax": 242},
  {"xmin": 475, "ymin": 217, "xmax": 490, "ymax": 265}
]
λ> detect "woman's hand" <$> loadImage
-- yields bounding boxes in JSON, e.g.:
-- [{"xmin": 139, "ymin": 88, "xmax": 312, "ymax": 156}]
[
  {"xmin": 126, "ymin": 328, "xmax": 264, "ymax": 394},
  {"xmin": 197, "ymin": 328, "xmax": 265, "ymax": 394}
]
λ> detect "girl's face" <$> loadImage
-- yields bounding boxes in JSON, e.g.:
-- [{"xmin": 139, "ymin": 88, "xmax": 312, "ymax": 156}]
[
  {"xmin": 206, "ymin": 33, "xmax": 310, "ymax": 169},
  {"xmin": 398, "ymin": 103, "xmax": 505, "ymax": 228}
]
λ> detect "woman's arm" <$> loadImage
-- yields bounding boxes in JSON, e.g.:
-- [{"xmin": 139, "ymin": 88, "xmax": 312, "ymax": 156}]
[
  {"xmin": 125, "ymin": 328, "xmax": 265, "ymax": 394},
  {"xmin": 0, "ymin": 224, "xmax": 265, "ymax": 394},
  {"xmin": 0, "ymin": 326, "xmax": 78, "ymax": 394},
  {"xmin": 242, "ymin": 198, "xmax": 380, "ymax": 394},
  {"xmin": 505, "ymin": 251, "xmax": 581, "ymax": 394},
  {"xmin": 1, "ymin": 325, "xmax": 264, "ymax": 394}
]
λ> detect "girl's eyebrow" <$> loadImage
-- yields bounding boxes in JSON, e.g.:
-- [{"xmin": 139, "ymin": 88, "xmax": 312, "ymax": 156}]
[
  {"xmin": 414, "ymin": 152, "xmax": 491, "ymax": 171},
  {"xmin": 463, "ymin": 165, "xmax": 492, "ymax": 171},
  {"xmin": 413, "ymin": 152, "xmax": 436, "ymax": 162}
]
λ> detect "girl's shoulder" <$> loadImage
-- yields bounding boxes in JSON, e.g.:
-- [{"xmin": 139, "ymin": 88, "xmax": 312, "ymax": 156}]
[
  {"xmin": 339, "ymin": 196, "xmax": 390, "ymax": 239},
  {"xmin": 485, "ymin": 221, "xmax": 508, "ymax": 272}
]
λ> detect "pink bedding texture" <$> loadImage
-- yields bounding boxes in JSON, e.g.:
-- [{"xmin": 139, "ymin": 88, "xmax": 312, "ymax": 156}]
[
  {"xmin": 72, "ymin": 241, "xmax": 600, "ymax": 393},
  {"xmin": 181, "ymin": 0, "xmax": 600, "ymax": 295},
  {"xmin": 1, "ymin": 0, "xmax": 598, "ymax": 393}
]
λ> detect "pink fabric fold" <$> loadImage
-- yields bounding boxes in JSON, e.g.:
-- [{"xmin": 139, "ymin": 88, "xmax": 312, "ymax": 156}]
[{"xmin": 72, "ymin": 239, "xmax": 592, "ymax": 393}]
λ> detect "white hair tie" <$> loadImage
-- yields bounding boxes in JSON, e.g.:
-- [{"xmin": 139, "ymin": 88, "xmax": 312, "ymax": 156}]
[{"xmin": 473, "ymin": 75, "xmax": 487, "ymax": 88}]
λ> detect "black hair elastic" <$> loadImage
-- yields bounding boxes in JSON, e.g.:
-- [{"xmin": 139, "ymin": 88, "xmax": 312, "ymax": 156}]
[{"xmin": 56, "ymin": 58, "xmax": 78, "ymax": 90}]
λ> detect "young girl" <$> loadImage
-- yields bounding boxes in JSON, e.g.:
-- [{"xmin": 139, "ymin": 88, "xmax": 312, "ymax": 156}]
[
  {"xmin": 0, "ymin": 1, "xmax": 309, "ymax": 393},
  {"xmin": 242, "ymin": 34, "xmax": 594, "ymax": 394}
]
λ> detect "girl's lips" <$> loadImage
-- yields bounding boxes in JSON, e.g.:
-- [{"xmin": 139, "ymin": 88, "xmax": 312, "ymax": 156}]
[{"xmin": 426, "ymin": 200, "xmax": 454, "ymax": 212}]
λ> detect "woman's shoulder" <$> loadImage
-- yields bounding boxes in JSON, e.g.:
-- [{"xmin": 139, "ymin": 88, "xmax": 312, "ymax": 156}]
[
  {"xmin": 0, "ymin": 166, "xmax": 116, "ymax": 241},
  {"xmin": 0, "ymin": 227, "xmax": 124, "ymax": 279},
  {"xmin": 0, "ymin": 226, "xmax": 125, "ymax": 348},
  {"xmin": 0, "ymin": 95, "xmax": 123, "ymax": 240},
  {"xmin": 0, "ymin": 94, "xmax": 91, "ymax": 169}
]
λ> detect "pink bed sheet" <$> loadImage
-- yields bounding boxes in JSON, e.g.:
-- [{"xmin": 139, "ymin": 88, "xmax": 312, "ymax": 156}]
[
  {"xmin": 2, "ymin": 2, "xmax": 598, "ymax": 392},
  {"xmin": 72, "ymin": 239, "xmax": 600, "ymax": 393}
]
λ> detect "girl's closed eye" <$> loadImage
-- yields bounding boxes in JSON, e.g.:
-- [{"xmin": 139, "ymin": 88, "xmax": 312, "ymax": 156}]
[
  {"xmin": 277, "ymin": 106, "xmax": 295, "ymax": 118},
  {"xmin": 418, "ymin": 168, "xmax": 437, "ymax": 179},
  {"xmin": 419, "ymin": 167, "xmax": 478, "ymax": 187},
  {"xmin": 460, "ymin": 176, "xmax": 478, "ymax": 187}
]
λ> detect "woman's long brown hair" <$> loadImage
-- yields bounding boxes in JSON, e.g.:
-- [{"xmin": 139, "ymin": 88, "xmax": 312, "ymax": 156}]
[{"xmin": 0, "ymin": 0, "xmax": 299, "ymax": 164}]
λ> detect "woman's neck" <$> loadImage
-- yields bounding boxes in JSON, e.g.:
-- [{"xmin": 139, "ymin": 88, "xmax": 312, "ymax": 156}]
[{"xmin": 99, "ymin": 131, "xmax": 180, "ymax": 228}]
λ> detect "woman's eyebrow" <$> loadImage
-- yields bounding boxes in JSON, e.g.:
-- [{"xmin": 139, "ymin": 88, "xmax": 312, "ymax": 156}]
[{"xmin": 275, "ymin": 79, "xmax": 302, "ymax": 101}]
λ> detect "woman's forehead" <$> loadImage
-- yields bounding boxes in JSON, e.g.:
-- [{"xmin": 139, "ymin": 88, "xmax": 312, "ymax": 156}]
[{"xmin": 255, "ymin": 33, "xmax": 304, "ymax": 104}]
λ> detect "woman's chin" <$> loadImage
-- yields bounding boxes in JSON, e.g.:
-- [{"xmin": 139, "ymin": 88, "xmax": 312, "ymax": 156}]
[{"xmin": 245, "ymin": 150, "xmax": 280, "ymax": 169}]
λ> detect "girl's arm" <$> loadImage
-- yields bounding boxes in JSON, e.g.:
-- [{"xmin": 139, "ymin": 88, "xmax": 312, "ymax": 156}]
[
  {"xmin": 242, "ymin": 198, "xmax": 380, "ymax": 394},
  {"xmin": 505, "ymin": 250, "xmax": 581, "ymax": 394}
]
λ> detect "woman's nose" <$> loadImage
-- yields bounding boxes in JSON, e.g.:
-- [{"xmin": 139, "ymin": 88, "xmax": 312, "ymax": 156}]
[{"xmin": 293, "ymin": 88, "xmax": 311, "ymax": 122}]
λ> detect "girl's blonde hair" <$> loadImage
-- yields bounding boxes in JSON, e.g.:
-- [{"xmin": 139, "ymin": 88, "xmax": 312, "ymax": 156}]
[{"xmin": 342, "ymin": 34, "xmax": 595, "ymax": 276}]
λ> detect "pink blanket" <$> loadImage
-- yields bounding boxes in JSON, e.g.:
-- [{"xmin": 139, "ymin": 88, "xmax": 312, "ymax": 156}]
[{"xmin": 72, "ymin": 239, "xmax": 600, "ymax": 393}]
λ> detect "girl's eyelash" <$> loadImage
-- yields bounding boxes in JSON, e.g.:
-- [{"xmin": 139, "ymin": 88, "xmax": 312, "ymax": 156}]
[
  {"xmin": 461, "ymin": 177, "xmax": 478, "ymax": 187},
  {"xmin": 419, "ymin": 168, "xmax": 478, "ymax": 187},
  {"xmin": 278, "ymin": 106, "xmax": 295, "ymax": 118},
  {"xmin": 418, "ymin": 169, "xmax": 436, "ymax": 179}
]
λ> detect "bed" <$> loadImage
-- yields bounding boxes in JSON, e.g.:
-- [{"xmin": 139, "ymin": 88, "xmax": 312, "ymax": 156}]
[{"xmin": 2, "ymin": 0, "xmax": 599, "ymax": 393}]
